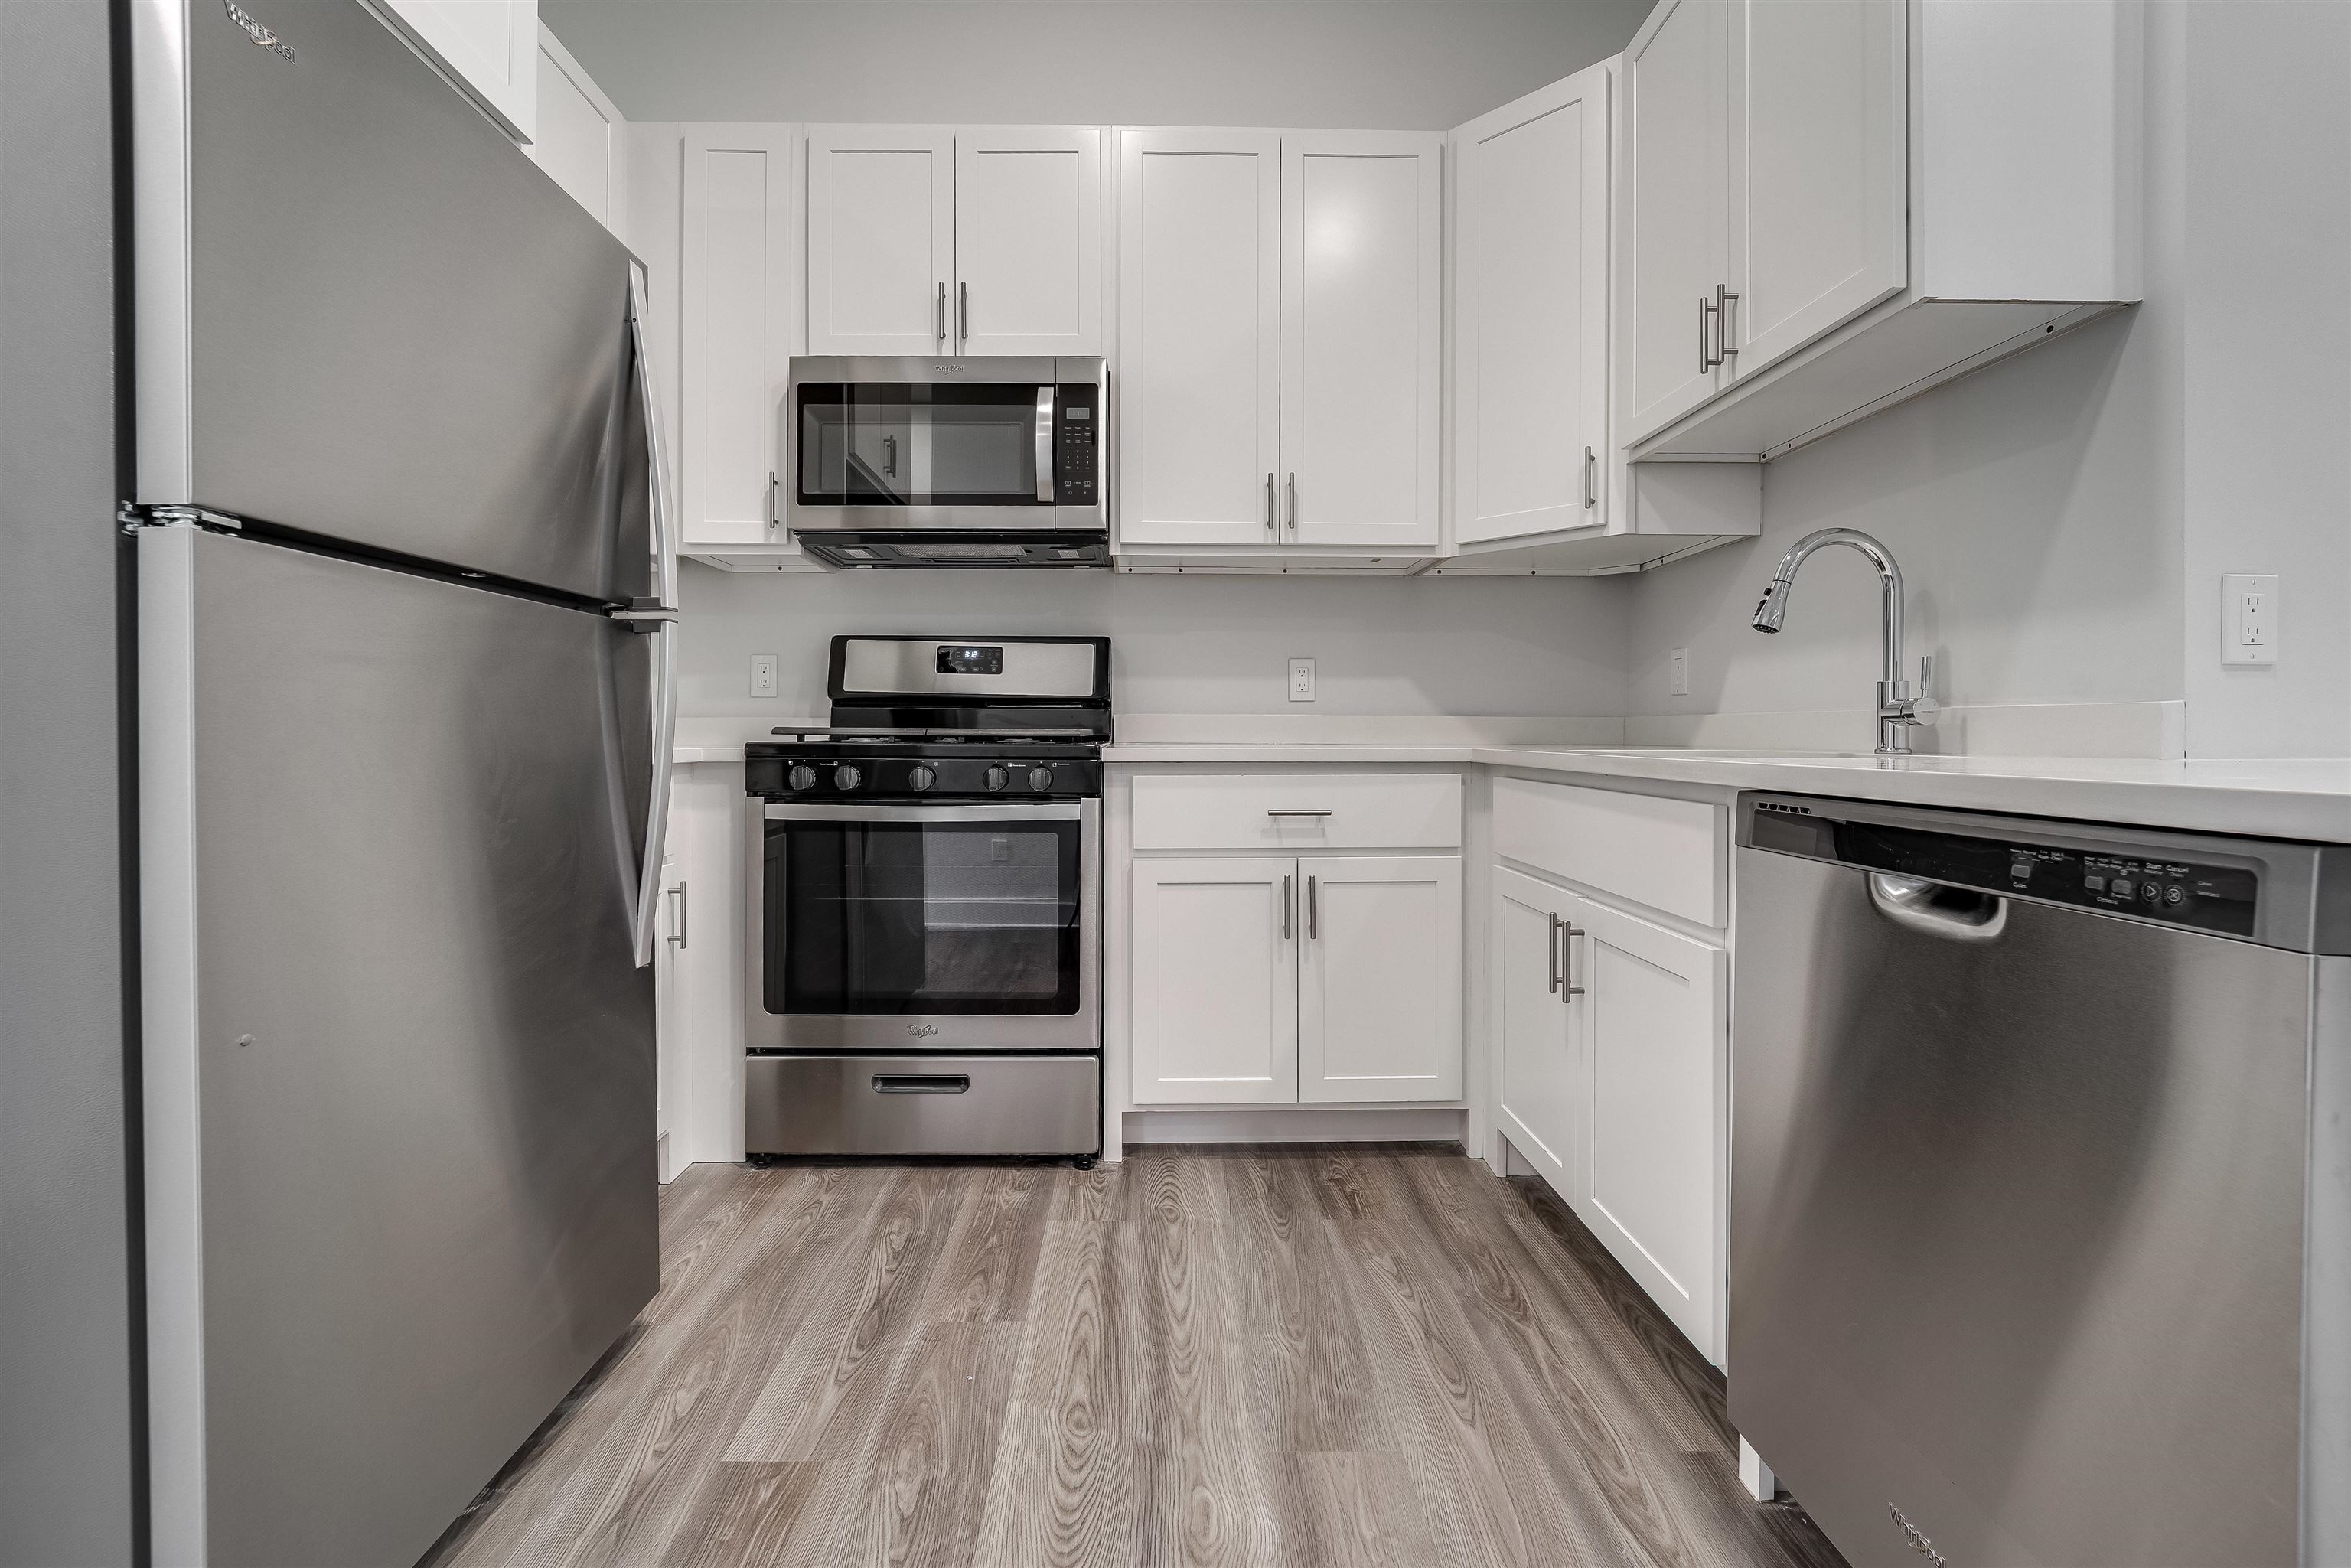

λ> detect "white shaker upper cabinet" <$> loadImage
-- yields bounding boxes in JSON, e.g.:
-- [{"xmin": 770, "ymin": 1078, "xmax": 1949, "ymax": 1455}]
[
  {"xmin": 373, "ymin": 0, "xmax": 538, "ymax": 142},
  {"xmin": 805, "ymin": 127, "xmax": 957, "ymax": 356},
  {"xmin": 1724, "ymin": 0, "xmax": 1906, "ymax": 378},
  {"xmin": 1297, "ymin": 856, "xmax": 1461, "ymax": 1103},
  {"xmin": 680, "ymin": 126, "xmax": 796, "ymax": 549},
  {"xmin": 1115, "ymin": 129, "xmax": 1283, "ymax": 548},
  {"xmin": 953, "ymin": 128, "xmax": 1103, "ymax": 356},
  {"xmin": 526, "ymin": 25, "xmax": 622, "ymax": 233},
  {"xmin": 1131, "ymin": 857, "xmax": 1299, "ymax": 1105},
  {"xmin": 1280, "ymin": 133, "xmax": 1441, "ymax": 551},
  {"xmin": 1451, "ymin": 64, "xmax": 1612, "ymax": 546},
  {"xmin": 1619, "ymin": 0, "xmax": 1730, "ymax": 445}
]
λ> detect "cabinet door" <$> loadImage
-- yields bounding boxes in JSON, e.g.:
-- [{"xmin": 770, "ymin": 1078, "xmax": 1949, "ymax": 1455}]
[
  {"xmin": 374, "ymin": 0, "xmax": 537, "ymax": 142},
  {"xmin": 1281, "ymin": 133, "xmax": 1442, "ymax": 550},
  {"xmin": 1452, "ymin": 67, "xmax": 1612, "ymax": 545},
  {"xmin": 680, "ymin": 127, "xmax": 796, "ymax": 548},
  {"xmin": 1567, "ymin": 889, "xmax": 1724, "ymax": 1361},
  {"xmin": 806, "ymin": 126, "xmax": 956, "ymax": 355},
  {"xmin": 1115, "ymin": 130, "xmax": 1283, "ymax": 547},
  {"xmin": 1299, "ymin": 856, "xmax": 1461, "ymax": 1102},
  {"xmin": 954, "ymin": 128, "xmax": 1102, "ymax": 356},
  {"xmin": 1132, "ymin": 857, "xmax": 1297, "ymax": 1104},
  {"xmin": 1492, "ymin": 868, "xmax": 1580, "ymax": 1195},
  {"xmin": 527, "ymin": 25, "xmax": 623, "ymax": 233},
  {"xmin": 1726, "ymin": 0, "xmax": 1906, "ymax": 377},
  {"xmin": 1619, "ymin": 0, "xmax": 1730, "ymax": 444}
]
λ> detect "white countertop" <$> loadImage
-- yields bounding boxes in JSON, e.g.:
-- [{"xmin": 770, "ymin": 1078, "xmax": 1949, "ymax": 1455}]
[{"xmin": 676, "ymin": 718, "xmax": 2351, "ymax": 842}]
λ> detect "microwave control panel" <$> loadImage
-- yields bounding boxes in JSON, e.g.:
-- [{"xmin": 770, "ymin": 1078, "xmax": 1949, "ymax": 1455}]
[{"xmin": 1055, "ymin": 385, "xmax": 1097, "ymax": 506}]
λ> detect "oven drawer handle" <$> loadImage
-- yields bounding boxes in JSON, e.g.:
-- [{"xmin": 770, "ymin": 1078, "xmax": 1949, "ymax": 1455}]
[
  {"xmin": 1267, "ymin": 809, "xmax": 1334, "ymax": 817},
  {"xmin": 872, "ymin": 1074, "xmax": 972, "ymax": 1095}
]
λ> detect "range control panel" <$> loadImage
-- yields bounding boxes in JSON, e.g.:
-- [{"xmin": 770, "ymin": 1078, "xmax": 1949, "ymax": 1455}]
[
  {"xmin": 1054, "ymin": 384, "xmax": 1097, "ymax": 507},
  {"xmin": 747, "ymin": 752, "xmax": 1101, "ymax": 802},
  {"xmin": 1748, "ymin": 802, "xmax": 2261, "ymax": 938}
]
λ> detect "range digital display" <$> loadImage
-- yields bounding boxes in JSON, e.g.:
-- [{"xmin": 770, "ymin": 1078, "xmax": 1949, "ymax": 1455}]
[{"xmin": 936, "ymin": 644, "xmax": 1005, "ymax": 675}]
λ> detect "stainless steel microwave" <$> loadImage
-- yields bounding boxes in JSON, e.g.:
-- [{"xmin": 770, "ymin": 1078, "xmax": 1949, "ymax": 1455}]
[{"xmin": 783, "ymin": 356, "xmax": 1107, "ymax": 568}]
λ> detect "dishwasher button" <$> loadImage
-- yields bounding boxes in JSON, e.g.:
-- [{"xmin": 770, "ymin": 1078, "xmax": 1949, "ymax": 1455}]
[
  {"xmin": 2141, "ymin": 882, "xmax": 2164, "ymax": 905},
  {"xmin": 2164, "ymin": 885, "xmax": 2187, "ymax": 907},
  {"xmin": 2108, "ymin": 878, "xmax": 2133, "ymax": 899},
  {"xmin": 2085, "ymin": 874, "xmax": 2107, "ymax": 892}
]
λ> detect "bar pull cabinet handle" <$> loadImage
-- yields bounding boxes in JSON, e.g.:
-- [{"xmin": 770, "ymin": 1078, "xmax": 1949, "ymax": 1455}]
[
  {"xmin": 1716, "ymin": 283, "xmax": 1740, "ymax": 366},
  {"xmin": 1561, "ymin": 921, "xmax": 1585, "ymax": 998},
  {"xmin": 1266, "ymin": 472, "xmax": 1277, "ymax": 533},
  {"xmin": 1307, "ymin": 875, "xmax": 1319, "ymax": 940},
  {"xmin": 1583, "ymin": 447, "xmax": 1596, "ymax": 510},
  {"xmin": 1699, "ymin": 294, "xmax": 1715, "ymax": 373},
  {"xmin": 1281, "ymin": 874, "xmax": 1293, "ymax": 940},
  {"xmin": 667, "ymin": 882, "xmax": 688, "ymax": 948},
  {"xmin": 1546, "ymin": 912, "xmax": 1563, "ymax": 993},
  {"xmin": 873, "ymin": 1074, "xmax": 970, "ymax": 1094},
  {"xmin": 958, "ymin": 282, "xmax": 970, "ymax": 344},
  {"xmin": 1266, "ymin": 808, "xmax": 1333, "ymax": 817},
  {"xmin": 935, "ymin": 282, "xmax": 947, "ymax": 343},
  {"xmin": 768, "ymin": 471, "xmax": 781, "ymax": 528},
  {"xmin": 1286, "ymin": 472, "xmax": 1297, "ymax": 532}
]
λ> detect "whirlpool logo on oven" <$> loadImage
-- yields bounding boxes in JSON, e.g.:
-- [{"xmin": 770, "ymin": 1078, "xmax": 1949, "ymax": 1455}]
[{"xmin": 908, "ymin": 1024, "xmax": 941, "ymax": 1039}]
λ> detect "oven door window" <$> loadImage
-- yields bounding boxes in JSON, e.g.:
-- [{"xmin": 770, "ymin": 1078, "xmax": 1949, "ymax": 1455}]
[
  {"xmin": 797, "ymin": 383, "xmax": 1042, "ymax": 507},
  {"xmin": 765, "ymin": 816, "xmax": 1081, "ymax": 1015}
]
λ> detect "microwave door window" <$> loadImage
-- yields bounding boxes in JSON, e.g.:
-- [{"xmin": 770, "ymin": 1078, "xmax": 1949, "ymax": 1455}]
[
  {"xmin": 768, "ymin": 819, "xmax": 1080, "ymax": 1015},
  {"xmin": 922, "ymin": 403, "xmax": 1035, "ymax": 500},
  {"xmin": 798, "ymin": 386, "xmax": 913, "ymax": 504}
]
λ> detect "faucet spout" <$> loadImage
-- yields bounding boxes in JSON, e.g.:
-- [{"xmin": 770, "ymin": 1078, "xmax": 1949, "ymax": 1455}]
[{"xmin": 1748, "ymin": 528, "xmax": 1933, "ymax": 755}]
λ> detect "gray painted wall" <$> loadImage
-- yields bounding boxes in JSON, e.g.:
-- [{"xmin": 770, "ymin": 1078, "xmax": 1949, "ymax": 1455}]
[
  {"xmin": 544, "ymin": 0, "xmax": 1653, "ymax": 129},
  {"xmin": 0, "ymin": 2, "xmax": 141, "ymax": 1564}
]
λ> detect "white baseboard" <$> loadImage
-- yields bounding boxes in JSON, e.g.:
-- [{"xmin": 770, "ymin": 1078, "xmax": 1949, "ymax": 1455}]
[{"xmin": 1122, "ymin": 1106, "xmax": 1469, "ymax": 1146}]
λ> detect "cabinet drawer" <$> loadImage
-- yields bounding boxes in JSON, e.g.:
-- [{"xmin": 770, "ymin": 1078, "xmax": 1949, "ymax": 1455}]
[
  {"xmin": 1133, "ymin": 773, "xmax": 1462, "ymax": 852},
  {"xmin": 1492, "ymin": 777, "xmax": 1720, "ymax": 927}
]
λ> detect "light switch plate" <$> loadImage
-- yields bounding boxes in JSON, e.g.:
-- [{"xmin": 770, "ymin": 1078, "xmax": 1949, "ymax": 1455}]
[
  {"xmin": 2221, "ymin": 575, "xmax": 2278, "ymax": 667},
  {"xmin": 1669, "ymin": 647, "xmax": 1691, "ymax": 696},
  {"xmin": 1288, "ymin": 658, "xmax": 1316, "ymax": 703},
  {"xmin": 750, "ymin": 653, "xmax": 780, "ymax": 697}
]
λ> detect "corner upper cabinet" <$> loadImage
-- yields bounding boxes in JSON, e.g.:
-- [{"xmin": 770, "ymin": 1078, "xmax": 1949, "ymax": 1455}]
[
  {"xmin": 805, "ymin": 127, "xmax": 957, "ymax": 355},
  {"xmin": 678, "ymin": 126, "xmax": 802, "ymax": 553},
  {"xmin": 373, "ymin": 0, "xmax": 538, "ymax": 142},
  {"xmin": 1619, "ymin": 0, "xmax": 1730, "ymax": 445},
  {"xmin": 804, "ymin": 126, "xmax": 1102, "ymax": 357},
  {"xmin": 1115, "ymin": 129, "xmax": 1284, "ymax": 549},
  {"xmin": 1451, "ymin": 63, "xmax": 1614, "ymax": 546},
  {"xmin": 1115, "ymin": 128, "xmax": 1441, "ymax": 556}
]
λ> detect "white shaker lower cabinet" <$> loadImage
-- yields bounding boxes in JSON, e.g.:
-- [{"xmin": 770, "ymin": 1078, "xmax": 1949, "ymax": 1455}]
[
  {"xmin": 1567, "ymin": 888, "xmax": 1723, "ymax": 1362},
  {"xmin": 1299, "ymin": 856, "xmax": 1462, "ymax": 1101},
  {"xmin": 1492, "ymin": 866, "xmax": 1583, "ymax": 1196},
  {"xmin": 1130, "ymin": 857, "xmax": 1299, "ymax": 1103}
]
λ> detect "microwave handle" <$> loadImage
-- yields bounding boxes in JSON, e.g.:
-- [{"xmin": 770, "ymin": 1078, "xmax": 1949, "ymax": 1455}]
[{"xmin": 1035, "ymin": 386, "xmax": 1056, "ymax": 504}]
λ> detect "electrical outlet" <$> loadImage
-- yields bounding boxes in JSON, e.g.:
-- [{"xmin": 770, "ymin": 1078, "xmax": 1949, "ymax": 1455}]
[
  {"xmin": 2221, "ymin": 575, "xmax": 2279, "ymax": 667},
  {"xmin": 1669, "ymin": 647, "xmax": 1691, "ymax": 696},
  {"xmin": 749, "ymin": 654, "xmax": 780, "ymax": 697},
  {"xmin": 1288, "ymin": 657, "xmax": 1317, "ymax": 703}
]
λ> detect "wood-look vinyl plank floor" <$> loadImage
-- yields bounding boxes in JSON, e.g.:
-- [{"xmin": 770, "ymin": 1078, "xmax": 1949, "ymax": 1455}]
[{"xmin": 424, "ymin": 1147, "xmax": 1846, "ymax": 1568}]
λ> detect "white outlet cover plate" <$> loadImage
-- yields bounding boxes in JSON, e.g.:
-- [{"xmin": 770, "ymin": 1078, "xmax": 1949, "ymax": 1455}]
[
  {"xmin": 750, "ymin": 653, "xmax": 781, "ymax": 696},
  {"xmin": 1288, "ymin": 657, "xmax": 1316, "ymax": 702},
  {"xmin": 1668, "ymin": 647, "xmax": 1691, "ymax": 696},
  {"xmin": 2221, "ymin": 575, "xmax": 2278, "ymax": 667}
]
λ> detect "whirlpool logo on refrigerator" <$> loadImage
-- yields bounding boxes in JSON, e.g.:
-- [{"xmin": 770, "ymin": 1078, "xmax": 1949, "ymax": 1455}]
[{"xmin": 224, "ymin": 1, "xmax": 295, "ymax": 60}]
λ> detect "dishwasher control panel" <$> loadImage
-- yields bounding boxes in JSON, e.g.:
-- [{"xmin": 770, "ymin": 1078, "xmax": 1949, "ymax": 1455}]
[{"xmin": 1747, "ymin": 801, "xmax": 2262, "ymax": 938}]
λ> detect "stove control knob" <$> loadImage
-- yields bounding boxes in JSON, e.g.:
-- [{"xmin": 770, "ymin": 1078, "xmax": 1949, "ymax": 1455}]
[
  {"xmin": 984, "ymin": 764, "xmax": 1011, "ymax": 793},
  {"xmin": 1029, "ymin": 765, "xmax": 1055, "ymax": 793},
  {"xmin": 787, "ymin": 764, "xmax": 817, "ymax": 792},
  {"xmin": 833, "ymin": 763, "xmax": 862, "ymax": 791},
  {"xmin": 907, "ymin": 764, "xmax": 937, "ymax": 792}
]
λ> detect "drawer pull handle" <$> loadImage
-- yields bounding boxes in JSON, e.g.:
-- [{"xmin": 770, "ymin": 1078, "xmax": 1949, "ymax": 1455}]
[
  {"xmin": 1267, "ymin": 809, "xmax": 1334, "ymax": 817},
  {"xmin": 872, "ymin": 1074, "xmax": 970, "ymax": 1094}
]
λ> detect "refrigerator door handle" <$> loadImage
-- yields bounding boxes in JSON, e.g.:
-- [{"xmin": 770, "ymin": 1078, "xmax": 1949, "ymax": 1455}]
[{"xmin": 624, "ymin": 266, "xmax": 680, "ymax": 967}]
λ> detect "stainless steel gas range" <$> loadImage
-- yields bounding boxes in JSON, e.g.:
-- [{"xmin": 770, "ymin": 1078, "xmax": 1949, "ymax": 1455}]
[{"xmin": 742, "ymin": 635, "xmax": 1108, "ymax": 1162}]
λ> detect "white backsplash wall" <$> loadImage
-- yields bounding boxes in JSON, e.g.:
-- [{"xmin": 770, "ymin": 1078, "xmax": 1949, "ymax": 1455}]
[{"xmin": 677, "ymin": 566, "xmax": 1629, "ymax": 721}]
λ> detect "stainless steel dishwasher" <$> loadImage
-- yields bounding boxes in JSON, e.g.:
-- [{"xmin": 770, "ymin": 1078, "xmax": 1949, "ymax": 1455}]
[{"xmin": 1732, "ymin": 794, "xmax": 2349, "ymax": 1568}]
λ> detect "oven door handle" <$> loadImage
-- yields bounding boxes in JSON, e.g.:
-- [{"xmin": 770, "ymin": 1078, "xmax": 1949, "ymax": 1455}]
[{"xmin": 761, "ymin": 801, "xmax": 1083, "ymax": 823}]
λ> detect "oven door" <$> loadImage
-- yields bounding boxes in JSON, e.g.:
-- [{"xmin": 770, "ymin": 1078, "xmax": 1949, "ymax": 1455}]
[{"xmin": 745, "ymin": 800, "xmax": 1101, "ymax": 1052}]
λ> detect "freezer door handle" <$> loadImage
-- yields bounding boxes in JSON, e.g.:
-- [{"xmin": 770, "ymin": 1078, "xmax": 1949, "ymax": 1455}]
[{"xmin": 624, "ymin": 263, "xmax": 680, "ymax": 967}]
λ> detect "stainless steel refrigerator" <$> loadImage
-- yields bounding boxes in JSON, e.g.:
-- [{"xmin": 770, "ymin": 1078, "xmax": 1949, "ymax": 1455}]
[{"xmin": 127, "ymin": 3, "xmax": 677, "ymax": 1563}]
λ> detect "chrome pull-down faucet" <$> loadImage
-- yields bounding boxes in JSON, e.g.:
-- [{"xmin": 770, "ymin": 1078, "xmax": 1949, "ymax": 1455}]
[{"xmin": 1750, "ymin": 527, "xmax": 1938, "ymax": 755}]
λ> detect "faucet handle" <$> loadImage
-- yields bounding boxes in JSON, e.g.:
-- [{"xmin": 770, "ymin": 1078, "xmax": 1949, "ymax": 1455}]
[{"xmin": 1912, "ymin": 656, "xmax": 1939, "ymax": 726}]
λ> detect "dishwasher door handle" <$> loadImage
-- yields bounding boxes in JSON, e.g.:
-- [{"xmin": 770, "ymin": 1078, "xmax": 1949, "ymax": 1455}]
[{"xmin": 1867, "ymin": 872, "xmax": 2007, "ymax": 942}]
